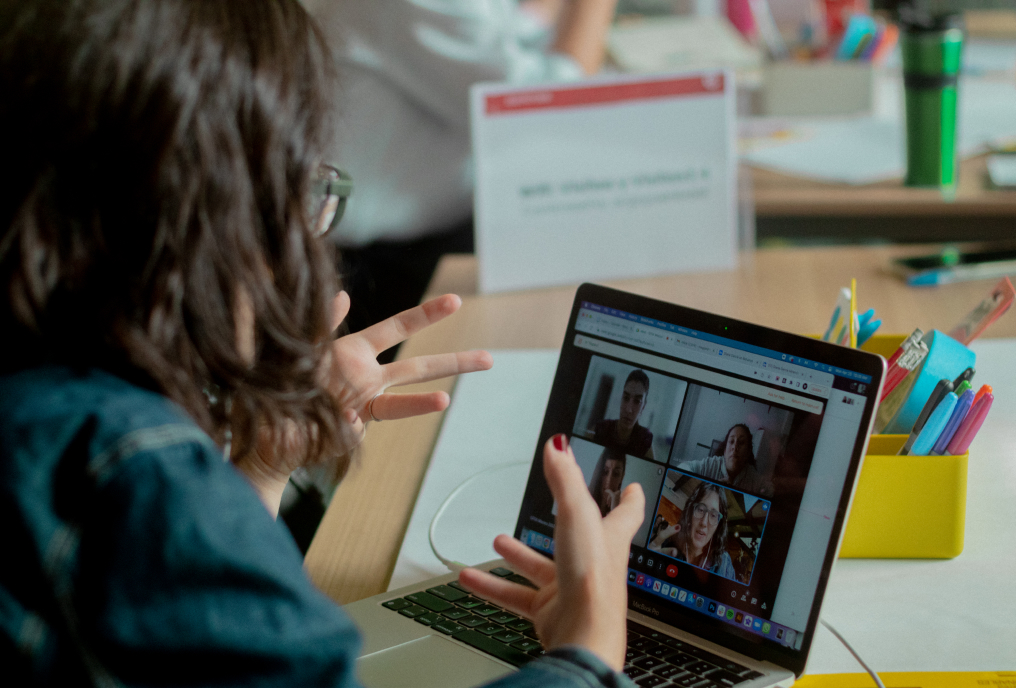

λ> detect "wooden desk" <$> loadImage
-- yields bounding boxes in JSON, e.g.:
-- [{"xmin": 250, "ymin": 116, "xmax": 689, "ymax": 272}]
[
  {"xmin": 752, "ymin": 156, "xmax": 1016, "ymax": 243},
  {"xmin": 304, "ymin": 244, "xmax": 1015, "ymax": 605}
]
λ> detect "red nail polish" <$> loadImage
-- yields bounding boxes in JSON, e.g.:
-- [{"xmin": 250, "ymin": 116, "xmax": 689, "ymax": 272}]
[{"xmin": 553, "ymin": 434, "xmax": 568, "ymax": 451}]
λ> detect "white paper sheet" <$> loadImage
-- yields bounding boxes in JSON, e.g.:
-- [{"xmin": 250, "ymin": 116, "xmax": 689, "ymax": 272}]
[
  {"xmin": 740, "ymin": 75, "xmax": 1016, "ymax": 184},
  {"xmin": 471, "ymin": 71, "xmax": 738, "ymax": 293}
]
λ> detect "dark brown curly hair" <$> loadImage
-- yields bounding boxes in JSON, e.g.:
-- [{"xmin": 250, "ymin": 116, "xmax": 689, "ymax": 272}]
[{"xmin": 0, "ymin": 0, "xmax": 347, "ymax": 470}]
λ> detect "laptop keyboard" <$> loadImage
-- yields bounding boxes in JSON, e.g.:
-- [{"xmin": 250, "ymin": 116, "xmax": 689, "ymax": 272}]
[
  {"xmin": 381, "ymin": 568, "xmax": 543, "ymax": 667},
  {"xmin": 381, "ymin": 568, "xmax": 765, "ymax": 687},
  {"xmin": 623, "ymin": 622, "xmax": 763, "ymax": 687}
]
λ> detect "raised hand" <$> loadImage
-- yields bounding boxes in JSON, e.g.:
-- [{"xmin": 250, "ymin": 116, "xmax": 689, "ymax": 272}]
[
  {"xmin": 322, "ymin": 291, "xmax": 493, "ymax": 455},
  {"xmin": 238, "ymin": 291, "xmax": 491, "ymax": 515},
  {"xmin": 458, "ymin": 434, "xmax": 644, "ymax": 671}
]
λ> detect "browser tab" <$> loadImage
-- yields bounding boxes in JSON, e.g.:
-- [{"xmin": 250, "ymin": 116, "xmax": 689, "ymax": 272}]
[{"xmin": 575, "ymin": 305, "xmax": 854, "ymax": 394}]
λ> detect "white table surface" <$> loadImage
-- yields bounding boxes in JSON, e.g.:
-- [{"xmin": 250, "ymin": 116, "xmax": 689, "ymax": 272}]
[{"xmin": 391, "ymin": 341, "xmax": 1016, "ymax": 673}]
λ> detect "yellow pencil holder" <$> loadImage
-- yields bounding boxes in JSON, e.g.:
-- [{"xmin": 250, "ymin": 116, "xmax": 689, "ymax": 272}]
[
  {"xmin": 840, "ymin": 434, "xmax": 968, "ymax": 558},
  {"xmin": 837, "ymin": 335, "xmax": 968, "ymax": 558}
]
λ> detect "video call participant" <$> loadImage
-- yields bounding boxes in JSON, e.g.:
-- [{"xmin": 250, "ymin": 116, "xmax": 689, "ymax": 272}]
[
  {"xmin": 677, "ymin": 423, "xmax": 772, "ymax": 496},
  {"xmin": 588, "ymin": 448, "xmax": 627, "ymax": 517},
  {"xmin": 594, "ymin": 369, "xmax": 655, "ymax": 459},
  {"xmin": 0, "ymin": 2, "xmax": 643, "ymax": 685},
  {"xmin": 649, "ymin": 483, "xmax": 737, "ymax": 581}
]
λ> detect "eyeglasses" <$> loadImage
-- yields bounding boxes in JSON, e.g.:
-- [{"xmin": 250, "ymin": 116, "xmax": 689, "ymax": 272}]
[
  {"xmin": 692, "ymin": 502, "xmax": 723, "ymax": 525},
  {"xmin": 310, "ymin": 164, "xmax": 353, "ymax": 237}
]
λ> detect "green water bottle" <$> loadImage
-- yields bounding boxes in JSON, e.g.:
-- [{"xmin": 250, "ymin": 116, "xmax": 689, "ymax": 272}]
[{"xmin": 900, "ymin": 11, "xmax": 963, "ymax": 189}]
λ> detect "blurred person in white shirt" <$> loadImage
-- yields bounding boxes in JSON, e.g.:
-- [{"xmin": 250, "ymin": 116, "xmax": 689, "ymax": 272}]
[{"xmin": 304, "ymin": 0, "xmax": 618, "ymax": 360}]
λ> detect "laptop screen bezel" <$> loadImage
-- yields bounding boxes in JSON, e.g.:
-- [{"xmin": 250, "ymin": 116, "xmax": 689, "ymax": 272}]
[{"xmin": 514, "ymin": 283, "xmax": 885, "ymax": 677}]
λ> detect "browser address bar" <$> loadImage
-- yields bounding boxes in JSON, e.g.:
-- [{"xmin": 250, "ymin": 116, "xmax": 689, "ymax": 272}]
[
  {"xmin": 574, "ymin": 334, "xmax": 825, "ymax": 415},
  {"xmin": 575, "ymin": 309, "xmax": 833, "ymax": 393}
]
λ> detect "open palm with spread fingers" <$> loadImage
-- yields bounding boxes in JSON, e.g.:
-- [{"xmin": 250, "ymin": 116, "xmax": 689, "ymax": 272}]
[
  {"xmin": 237, "ymin": 291, "xmax": 491, "ymax": 516},
  {"xmin": 324, "ymin": 291, "xmax": 493, "ymax": 455},
  {"xmin": 458, "ymin": 434, "xmax": 645, "ymax": 672}
]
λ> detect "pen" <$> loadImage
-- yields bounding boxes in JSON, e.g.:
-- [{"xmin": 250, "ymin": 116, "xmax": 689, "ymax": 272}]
[
  {"xmin": 825, "ymin": 287, "xmax": 851, "ymax": 344},
  {"xmin": 973, "ymin": 384, "xmax": 993, "ymax": 406},
  {"xmin": 899, "ymin": 378, "xmax": 953, "ymax": 454},
  {"xmin": 823, "ymin": 305, "xmax": 841, "ymax": 342},
  {"xmin": 947, "ymin": 391, "xmax": 994, "ymax": 455},
  {"xmin": 909, "ymin": 391, "xmax": 959, "ymax": 456},
  {"xmin": 931, "ymin": 388, "xmax": 974, "ymax": 455},
  {"xmin": 849, "ymin": 279, "xmax": 857, "ymax": 349},
  {"xmin": 885, "ymin": 328, "xmax": 924, "ymax": 369},
  {"xmin": 881, "ymin": 341, "xmax": 929, "ymax": 401}
]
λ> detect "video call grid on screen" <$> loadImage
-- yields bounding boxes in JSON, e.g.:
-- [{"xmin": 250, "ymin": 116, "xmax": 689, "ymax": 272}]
[
  {"xmin": 514, "ymin": 295, "xmax": 874, "ymax": 654},
  {"xmin": 566, "ymin": 350, "xmax": 812, "ymax": 608}
]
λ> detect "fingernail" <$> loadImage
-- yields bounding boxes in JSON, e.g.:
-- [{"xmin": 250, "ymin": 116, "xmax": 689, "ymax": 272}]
[{"xmin": 553, "ymin": 434, "xmax": 568, "ymax": 452}]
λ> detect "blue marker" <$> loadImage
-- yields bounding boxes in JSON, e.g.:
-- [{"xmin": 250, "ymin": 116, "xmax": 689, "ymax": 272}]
[
  {"xmin": 932, "ymin": 389, "xmax": 974, "ymax": 455},
  {"xmin": 910, "ymin": 392, "xmax": 959, "ymax": 456}
]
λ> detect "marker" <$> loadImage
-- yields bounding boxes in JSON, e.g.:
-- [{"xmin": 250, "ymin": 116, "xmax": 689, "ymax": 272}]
[
  {"xmin": 870, "ymin": 23, "xmax": 899, "ymax": 65},
  {"xmin": 931, "ymin": 389, "xmax": 974, "ymax": 455},
  {"xmin": 947, "ymin": 392, "xmax": 994, "ymax": 455},
  {"xmin": 951, "ymin": 367, "xmax": 975, "ymax": 389},
  {"xmin": 899, "ymin": 378, "xmax": 953, "ymax": 455},
  {"xmin": 973, "ymin": 384, "xmax": 993, "ymax": 406},
  {"xmin": 909, "ymin": 392, "xmax": 959, "ymax": 456}
]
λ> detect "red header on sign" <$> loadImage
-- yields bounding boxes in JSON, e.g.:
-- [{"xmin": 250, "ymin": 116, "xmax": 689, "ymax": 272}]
[{"xmin": 484, "ymin": 74, "xmax": 725, "ymax": 115}]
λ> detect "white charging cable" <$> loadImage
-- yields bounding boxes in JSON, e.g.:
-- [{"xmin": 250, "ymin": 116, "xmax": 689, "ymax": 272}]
[
  {"xmin": 428, "ymin": 461, "xmax": 530, "ymax": 573},
  {"xmin": 820, "ymin": 619, "xmax": 886, "ymax": 688}
]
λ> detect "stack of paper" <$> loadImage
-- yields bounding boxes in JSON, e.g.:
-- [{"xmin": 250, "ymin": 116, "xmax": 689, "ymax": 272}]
[{"xmin": 609, "ymin": 15, "xmax": 764, "ymax": 88}]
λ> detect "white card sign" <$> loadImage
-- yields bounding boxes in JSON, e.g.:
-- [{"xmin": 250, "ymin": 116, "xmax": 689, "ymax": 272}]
[{"xmin": 471, "ymin": 71, "xmax": 737, "ymax": 293}]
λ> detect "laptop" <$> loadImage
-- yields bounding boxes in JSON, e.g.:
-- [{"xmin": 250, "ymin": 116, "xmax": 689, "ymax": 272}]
[{"xmin": 345, "ymin": 283, "xmax": 885, "ymax": 688}]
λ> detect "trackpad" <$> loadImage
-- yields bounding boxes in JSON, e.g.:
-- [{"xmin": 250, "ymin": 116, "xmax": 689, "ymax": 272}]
[{"xmin": 358, "ymin": 635, "xmax": 514, "ymax": 688}]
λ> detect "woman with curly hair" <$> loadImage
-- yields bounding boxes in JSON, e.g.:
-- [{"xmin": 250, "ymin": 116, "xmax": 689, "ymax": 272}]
[
  {"xmin": 0, "ymin": 1, "xmax": 643, "ymax": 685},
  {"xmin": 650, "ymin": 482, "xmax": 738, "ymax": 581}
]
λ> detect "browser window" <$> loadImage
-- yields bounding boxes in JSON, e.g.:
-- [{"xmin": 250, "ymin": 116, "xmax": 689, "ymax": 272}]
[{"xmin": 516, "ymin": 300, "xmax": 874, "ymax": 653}]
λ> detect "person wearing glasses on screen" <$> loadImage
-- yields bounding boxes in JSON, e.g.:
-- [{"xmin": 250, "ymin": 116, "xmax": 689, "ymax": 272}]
[
  {"xmin": 649, "ymin": 483, "xmax": 737, "ymax": 581},
  {"xmin": 0, "ymin": 2, "xmax": 645, "ymax": 684}
]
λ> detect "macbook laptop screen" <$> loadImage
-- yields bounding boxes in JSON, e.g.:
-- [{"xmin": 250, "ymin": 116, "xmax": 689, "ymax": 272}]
[{"xmin": 513, "ymin": 284, "xmax": 883, "ymax": 675}]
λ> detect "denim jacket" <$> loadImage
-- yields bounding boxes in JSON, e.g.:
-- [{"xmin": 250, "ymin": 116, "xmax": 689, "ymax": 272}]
[{"xmin": 0, "ymin": 366, "xmax": 631, "ymax": 687}]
